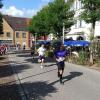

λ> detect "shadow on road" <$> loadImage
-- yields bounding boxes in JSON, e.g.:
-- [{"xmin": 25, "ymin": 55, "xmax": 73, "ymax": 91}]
[
  {"xmin": 63, "ymin": 71, "xmax": 83, "ymax": 83},
  {"xmin": 0, "ymin": 83, "xmax": 22, "ymax": 100},
  {"xmin": 49, "ymin": 71, "xmax": 83, "ymax": 85},
  {"xmin": 17, "ymin": 53, "xmax": 31, "ymax": 57},
  {"xmin": 0, "ymin": 63, "xmax": 31, "ymax": 78},
  {"xmin": 0, "ymin": 56, "xmax": 6, "ymax": 60},
  {"xmin": 0, "ymin": 81, "xmax": 57, "ymax": 100},
  {"xmin": 1, "ymin": 68, "xmax": 57, "ymax": 86},
  {"xmin": 25, "ymin": 56, "xmax": 56, "ymax": 64},
  {"xmin": 17, "ymin": 53, "xmax": 38, "ymax": 58},
  {"xmin": 13, "ymin": 64, "xmax": 32, "ymax": 73},
  {"xmin": 0, "ymin": 65, "xmax": 13, "ymax": 78},
  {"xmin": 23, "ymin": 81, "xmax": 57, "ymax": 100},
  {"xmin": 16, "ymin": 52, "xmax": 56, "ymax": 64},
  {"xmin": 0, "ymin": 54, "xmax": 57, "ymax": 100},
  {"xmin": 44, "ymin": 64, "xmax": 57, "ymax": 67}
]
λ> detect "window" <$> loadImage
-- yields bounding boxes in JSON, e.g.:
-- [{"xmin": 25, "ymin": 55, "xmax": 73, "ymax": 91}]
[
  {"xmin": 74, "ymin": 0, "xmax": 83, "ymax": 10},
  {"xmin": 22, "ymin": 33, "xmax": 26, "ymax": 38},
  {"xmin": 75, "ymin": 20, "xmax": 79, "ymax": 28},
  {"xmin": 75, "ymin": 20, "xmax": 83, "ymax": 28},
  {"xmin": 7, "ymin": 32, "xmax": 11, "ymax": 37},
  {"xmin": 75, "ymin": 1, "xmax": 78, "ymax": 10},
  {"xmin": 79, "ymin": 1, "xmax": 82, "ymax": 9},
  {"xmin": 79, "ymin": 20, "xmax": 82, "ymax": 28},
  {"xmin": 0, "ymin": 34, "xmax": 3, "ymax": 37},
  {"xmin": 16, "ymin": 32, "xmax": 19, "ymax": 38}
]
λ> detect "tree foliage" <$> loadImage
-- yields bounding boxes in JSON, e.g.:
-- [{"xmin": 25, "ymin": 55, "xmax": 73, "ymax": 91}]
[
  {"xmin": 48, "ymin": 0, "xmax": 75, "ymax": 37},
  {"xmin": 80, "ymin": 0, "xmax": 100, "ymax": 38},
  {"xmin": 80, "ymin": 0, "xmax": 100, "ymax": 64},
  {"xmin": 29, "ymin": 5, "xmax": 49, "ymax": 37},
  {"xmin": 0, "ymin": 0, "xmax": 3, "ymax": 34},
  {"xmin": 29, "ymin": 0, "xmax": 75, "ymax": 37}
]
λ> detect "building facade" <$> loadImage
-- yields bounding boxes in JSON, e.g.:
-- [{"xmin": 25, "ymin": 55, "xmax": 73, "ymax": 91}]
[
  {"xmin": 0, "ymin": 15, "xmax": 31, "ymax": 49},
  {"xmin": 66, "ymin": 0, "xmax": 100, "ymax": 41},
  {"xmin": 0, "ymin": 18, "xmax": 14, "ymax": 45}
]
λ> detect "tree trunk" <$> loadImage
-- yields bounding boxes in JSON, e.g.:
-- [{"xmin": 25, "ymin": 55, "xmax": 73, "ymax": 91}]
[{"xmin": 89, "ymin": 21, "xmax": 95, "ymax": 65}]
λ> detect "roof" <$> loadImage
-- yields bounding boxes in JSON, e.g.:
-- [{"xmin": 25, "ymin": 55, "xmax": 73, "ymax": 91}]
[{"xmin": 3, "ymin": 15, "xmax": 31, "ymax": 31}]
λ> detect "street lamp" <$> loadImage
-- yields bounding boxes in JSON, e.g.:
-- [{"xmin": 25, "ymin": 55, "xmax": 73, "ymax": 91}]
[
  {"xmin": 34, "ymin": 33, "xmax": 37, "ymax": 53},
  {"xmin": 62, "ymin": 23, "xmax": 65, "ymax": 44},
  {"xmin": 62, "ymin": 23, "xmax": 71, "ymax": 44}
]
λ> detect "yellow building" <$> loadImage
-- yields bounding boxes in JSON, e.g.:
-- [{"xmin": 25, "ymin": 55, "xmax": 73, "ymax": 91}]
[{"xmin": 0, "ymin": 15, "xmax": 31, "ymax": 49}]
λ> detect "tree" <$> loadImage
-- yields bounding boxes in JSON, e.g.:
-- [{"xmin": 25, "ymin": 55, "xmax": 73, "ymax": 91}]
[
  {"xmin": 48, "ymin": 0, "xmax": 75, "ymax": 37},
  {"xmin": 0, "ymin": 0, "xmax": 3, "ymax": 34},
  {"xmin": 80, "ymin": 0, "xmax": 100, "ymax": 64},
  {"xmin": 29, "ymin": 0, "xmax": 75, "ymax": 38},
  {"xmin": 80, "ymin": 0, "xmax": 100, "ymax": 39},
  {"xmin": 29, "ymin": 5, "xmax": 50, "ymax": 38}
]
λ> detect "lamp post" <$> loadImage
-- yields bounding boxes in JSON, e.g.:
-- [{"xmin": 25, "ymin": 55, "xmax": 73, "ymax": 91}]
[
  {"xmin": 34, "ymin": 33, "xmax": 37, "ymax": 53},
  {"xmin": 63, "ymin": 23, "xmax": 65, "ymax": 44},
  {"xmin": 62, "ymin": 23, "xmax": 71, "ymax": 44}
]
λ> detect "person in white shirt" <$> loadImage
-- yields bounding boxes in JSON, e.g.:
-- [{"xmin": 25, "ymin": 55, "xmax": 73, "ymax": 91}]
[{"xmin": 37, "ymin": 44, "xmax": 46, "ymax": 68}]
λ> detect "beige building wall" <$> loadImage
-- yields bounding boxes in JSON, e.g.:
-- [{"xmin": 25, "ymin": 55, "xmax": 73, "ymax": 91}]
[
  {"xmin": 15, "ymin": 31, "xmax": 29, "ymax": 48},
  {"xmin": 0, "ymin": 18, "xmax": 14, "ymax": 41},
  {"xmin": 0, "ymin": 18, "xmax": 30, "ymax": 48}
]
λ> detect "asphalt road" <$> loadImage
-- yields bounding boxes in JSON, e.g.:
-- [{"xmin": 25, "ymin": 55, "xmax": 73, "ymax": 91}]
[{"xmin": 8, "ymin": 52, "xmax": 100, "ymax": 100}]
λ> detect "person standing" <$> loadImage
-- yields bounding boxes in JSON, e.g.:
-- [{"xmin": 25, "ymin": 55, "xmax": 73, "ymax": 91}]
[
  {"xmin": 16, "ymin": 43, "xmax": 19, "ymax": 50},
  {"xmin": 23, "ymin": 42, "xmax": 26, "ymax": 50},
  {"xmin": 31, "ymin": 43, "xmax": 35, "ymax": 59},
  {"xmin": 37, "ymin": 44, "xmax": 46, "ymax": 69},
  {"xmin": 54, "ymin": 45, "xmax": 68, "ymax": 84},
  {"xmin": 23, "ymin": 44, "xmax": 25, "ymax": 50}
]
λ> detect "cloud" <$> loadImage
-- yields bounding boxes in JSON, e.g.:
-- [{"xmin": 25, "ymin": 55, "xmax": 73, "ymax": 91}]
[
  {"xmin": 2, "ymin": 6, "xmax": 24, "ymax": 17},
  {"xmin": 1, "ymin": 6, "xmax": 38, "ymax": 18}
]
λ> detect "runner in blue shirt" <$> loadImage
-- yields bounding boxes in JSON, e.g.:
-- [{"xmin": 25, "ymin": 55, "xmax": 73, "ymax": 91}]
[{"xmin": 54, "ymin": 45, "xmax": 68, "ymax": 84}]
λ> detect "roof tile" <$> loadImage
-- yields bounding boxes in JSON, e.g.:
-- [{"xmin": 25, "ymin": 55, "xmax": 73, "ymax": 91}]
[{"xmin": 3, "ymin": 15, "xmax": 31, "ymax": 31}]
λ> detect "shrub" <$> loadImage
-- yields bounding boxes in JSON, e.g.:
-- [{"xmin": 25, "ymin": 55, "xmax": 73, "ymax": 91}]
[
  {"xmin": 48, "ymin": 51, "xmax": 54, "ymax": 58},
  {"xmin": 77, "ymin": 51, "xmax": 88, "ymax": 65}
]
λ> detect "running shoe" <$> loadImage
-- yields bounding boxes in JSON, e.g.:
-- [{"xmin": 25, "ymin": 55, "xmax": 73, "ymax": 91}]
[{"xmin": 40, "ymin": 65, "xmax": 43, "ymax": 69}]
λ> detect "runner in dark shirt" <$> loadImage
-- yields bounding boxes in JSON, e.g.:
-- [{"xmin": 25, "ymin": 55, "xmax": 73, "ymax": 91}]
[{"xmin": 54, "ymin": 45, "xmax": 68, "ymax": 84}]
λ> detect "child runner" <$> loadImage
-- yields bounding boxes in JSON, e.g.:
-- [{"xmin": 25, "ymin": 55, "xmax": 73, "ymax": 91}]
[{"xmin": 37, "ymin": 44, "xmax": 46, "ymax": 69}]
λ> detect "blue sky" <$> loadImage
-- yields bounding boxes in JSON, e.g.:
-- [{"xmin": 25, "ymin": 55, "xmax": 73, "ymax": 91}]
[{"xmin": 1, "ymin": 0, "xmax": 52, "ymax": 18}]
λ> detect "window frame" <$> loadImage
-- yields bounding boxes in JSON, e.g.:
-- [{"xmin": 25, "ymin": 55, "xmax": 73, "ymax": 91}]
[
  {"xmin": 6, "ymin": 32, "xmax": 11, "ymax": 37},
  {"xmin": 16, "ymin": 32, "xmax": 20, "ymax": 38},
  {"xmin": 22, "ymin": 33, "xmax": 26, "ymax": 38}
]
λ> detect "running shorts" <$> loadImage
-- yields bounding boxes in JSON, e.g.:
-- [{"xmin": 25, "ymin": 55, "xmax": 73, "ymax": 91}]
[
  {"xmin": 57, "ymin": 61, "xmax": 65, "ymax": 70},
  {"xmin": 39, "ymin": 55, "xmax": 45, "ymax": 60}
]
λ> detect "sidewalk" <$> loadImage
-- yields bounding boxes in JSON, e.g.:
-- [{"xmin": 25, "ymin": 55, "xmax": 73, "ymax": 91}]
[{"xmin": 0, "ymin": 55, "xmax": 21, "ymax": 100}]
